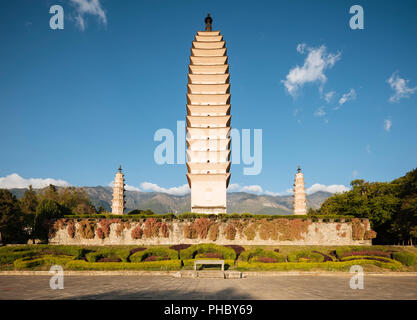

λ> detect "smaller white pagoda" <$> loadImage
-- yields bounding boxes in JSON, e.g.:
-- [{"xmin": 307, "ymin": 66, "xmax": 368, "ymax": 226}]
[
  {"xmin": 293, "ymin": 165, "xmax": 307, "ymax": 215},
  {"xmin": 111, "ymin": 165, "xmax": 125, "ymax": 215}
]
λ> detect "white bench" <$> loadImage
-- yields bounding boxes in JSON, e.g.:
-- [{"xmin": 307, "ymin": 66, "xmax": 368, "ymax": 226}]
[{"xmin": 194, "ymin": 259, "xmax": 224, "ymax": 272}]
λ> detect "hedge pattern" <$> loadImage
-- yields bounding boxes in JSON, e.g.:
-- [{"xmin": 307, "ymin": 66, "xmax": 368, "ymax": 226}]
[
  {"xmin": 180, "ymin": 244, "xmax": 236, "ymax": 260},
  {"xmin": 130, "ymin": 248, "xmax": 179, "ymax": 262}
]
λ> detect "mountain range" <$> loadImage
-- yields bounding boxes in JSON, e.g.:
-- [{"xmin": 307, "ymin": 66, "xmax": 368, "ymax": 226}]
[{"xmin": 9, "ymin": 186, "xmax": 332, "ymax": 215}]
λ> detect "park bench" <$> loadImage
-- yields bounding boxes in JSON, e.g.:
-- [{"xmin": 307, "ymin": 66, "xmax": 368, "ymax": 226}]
[{"xmin": 194, "ymin": 259, "xmax": 224, "ymax": 272}]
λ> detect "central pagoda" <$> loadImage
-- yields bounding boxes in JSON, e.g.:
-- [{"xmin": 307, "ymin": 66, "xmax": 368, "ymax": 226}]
[{"xmin": 186, "ymin": 14, "xmax": 231, "ymax": 214}]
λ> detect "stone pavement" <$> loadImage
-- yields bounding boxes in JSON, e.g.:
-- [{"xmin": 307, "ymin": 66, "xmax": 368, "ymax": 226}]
[{"xmin": 0, "ymin": 274, "xmax": 416, "ymax": 300}]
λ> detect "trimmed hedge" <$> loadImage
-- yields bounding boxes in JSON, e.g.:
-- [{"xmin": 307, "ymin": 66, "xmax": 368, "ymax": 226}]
[
  {"xmin": 179, "ymin": 244, "xmax": 236, "ymax": 260},
  {"xmin": 0, "ymin": 250, "xmax": 38, "ymax": 265},
  {"xmin": 340, "ymin": 255, "xmax": 398, "ymax": 263},
  {"xmin": 65, "ymin": 260, "xmax": 182, "ymax": 271},
  {"xmin": 392, "ymin": 251, "xmax": 416, "ymax": 266},
  {"xmin": 236, "ymin": 259, "xmax": 403, "ymax": 271},
  {"xmin": 176, "ymin": 213, "xmax": 354, "ymax": 221},
  {"xmin": 64, "ymin": 213, "xmax": 176, "ymax": 220},
  {"xmin": 287, "ymin": 250, "xmax": 324, "ymax": 263},
  {"xmin": 182, "ymin": 259, "xmax": 235, "ymax": 270},
  {"xmin": 335, "ymin": 246, "xmax": 390, "ymax": 259},
  {"xmin": 14, "ymin": 255, "xmax": 75, "ymax": 270},
  {"xmin": 86, "ymin": 248, "xmax": 131, "ymax": 262},
  {"xmin": 239, "ymin": 248, "xmax": 286, "ymax": 263},
  {"xmin": 130, "ymin": 247, "xmax": 179, "ymax": 262}
]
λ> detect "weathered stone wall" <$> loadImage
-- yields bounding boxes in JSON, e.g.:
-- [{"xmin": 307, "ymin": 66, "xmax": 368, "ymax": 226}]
[{"xmin": 48, "ymin": 217, "xmax": 375, "ymax": 246}]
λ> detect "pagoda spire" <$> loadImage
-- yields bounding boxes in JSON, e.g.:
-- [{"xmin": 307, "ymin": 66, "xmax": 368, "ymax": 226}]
[{"xmin": 205, "ymin": 13, "xmax": 213, "ymax": 31}]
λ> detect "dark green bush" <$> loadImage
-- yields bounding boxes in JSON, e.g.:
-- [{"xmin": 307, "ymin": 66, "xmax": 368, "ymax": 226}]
[
  {"xmin": 180, "ymin": 244, "xmax": 236, "ymax": 260},
  {"xmin": 239, "ymin": 248, "xmax": 286, "ymax": 263},
  {"xmin": 392, "ymin": 251, "xmax": 416, "ymax": 266},
  {"xmin": 130, "ymin": 247, "xmax": 179, "ymax": 262}
]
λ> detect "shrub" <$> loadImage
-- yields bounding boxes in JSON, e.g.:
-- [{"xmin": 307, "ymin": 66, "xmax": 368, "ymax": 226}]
[
  {"xmin": 169, "ymin": 244, "xmax": 191, "ymax": 251},
  {"xmin": 79, "ymin": 220, "xmax": 95, "ymax": 239},
  {"xmin": 223, "ymin": 245, "xmax": 245, "ymax": 256},
  {"xmin": 67, "ymin": 221, "xmax": 75, "ymax": 238},
  {"xmin": 97, "ymin": 257, "xmax": 121, "ymax": 263},
  {"xmin": 144, "ymin": 255, "xmax": 169, "ymax": 262},
  {"xmin": 143, "ymin": 218, "xmax": 161, "ymax": 238},
  {"xmin": 194, "ymin": 218, "xmax": 214, "ymax": 239},
  {"xmin": 312, "ymin": 251, "xmax": 333, "ymax": 262},
  {"xmin": 340, "ymin": 255, "xmax": 397, "ymax": 263},
  {"xmin": 86, "ymin": 248, "xmax": 130, "ymax": 262},
  {"xmin": 236, "ymin": 259, "xmax": 402, "ymax": 271},
  {"xmin": 208, "ymin": 224, "xmax": 219, "ymax": 241},
  {"xmin": 195, "ymin": 252, "xmax": 223, "ymax": 259},
  {"xmin": 130, "ymin": 247, "xmax": 147, "ymax": 255},
  {"xmin": 287, "ymin": 250, "xmax": 324, "ymax": 263},
  {"xmin": 392, "ymin": 251, "xmax": 416, "ymax": 266},
  {"xmin": 115, "ymin": 223, "xmax": 124, "ymax": 237},
  {"xmin": 96, "ymin": 227, "xmax": 105, "ymax": 239},
  {"xmin": 244, "ymin": 224, "xmax": 256, "ymax": 240},
  {"xmin": 131, "ymin": 225, "xmax": 143, "ymax": 239},
  {"xmin": 239, "ymin": 248, "xmax": 285, "ymax": 263},
  {"xmin": 180, "ymin": 244, "xmax": 236, "ymax": 260},
  {"xmin": 224, "ymin": 224, "xmax": 237, "ymax": 240},
  {"xmin": 65, "ymin": 260, "xmax": 182, "ymax": 271},
  {"xmin": 0, "ymin": 250, "xmax": 38, "ymax": 265},
  {"xmin": 14, "ymin": 255, "xmax": 75, "ymax": 270},
  {"xmin": 252, "ymin": 257, "xmax": 278, "ymax": 263},
  {"xmin": 184, "ymin": 223, "xmax": 198, "ymax": 239},
  {"xmin": 335, "ymin": 246, "xmax": 390, "ymax": 259},
  {"xmin": 130, "ymin": 247, "xmax": 179, "ymax": 262}
]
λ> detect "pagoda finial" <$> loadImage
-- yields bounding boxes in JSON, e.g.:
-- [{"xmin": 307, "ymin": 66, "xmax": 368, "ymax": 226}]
[
  {"xmin": 297, "ymin": 165, "xmax": 301, "ymax": 173},
  {"xmin": 205, "ymin": 13, "xmax": 212, "ymax": 31},
  {"xmin": 118, "ymin": 165, "xmax": 122, "ymax": 172}
]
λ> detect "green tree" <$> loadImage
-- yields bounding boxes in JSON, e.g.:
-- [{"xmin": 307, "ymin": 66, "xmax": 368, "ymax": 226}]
[
  {"xmin": 0, "ymin": 189, "xmax": 25, "ymax": 243},
  {"xmin": 19, "ymin": 185, "xmax": 38, "ymax": 215},
  {"xmin": 34, "ymin": 199, "xmax": 63, "ymax": 240}
]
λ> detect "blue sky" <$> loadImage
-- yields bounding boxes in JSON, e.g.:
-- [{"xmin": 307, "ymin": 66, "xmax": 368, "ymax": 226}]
[{"xmin": 0, "ymin": 0, "xmax": 416, "ymax": 196}]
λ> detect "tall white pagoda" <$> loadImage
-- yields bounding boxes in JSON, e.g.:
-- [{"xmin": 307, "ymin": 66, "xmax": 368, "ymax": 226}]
[
  {"xmin": 186, "ymin": 14, "xmax": 231, "ymax": 214},
  {"xmin": 293, "ymin": 165, "xmax": 307, "ymax": 215},
  {"xmin": 111, "ymin": 165, "xmax": 125, "ymax": 215}
]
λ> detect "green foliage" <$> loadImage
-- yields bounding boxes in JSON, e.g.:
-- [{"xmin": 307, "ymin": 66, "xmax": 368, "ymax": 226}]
[
  {"xmin": 0, "ymin": 189, "xmax": 26, "ymax": 243},
  {"xmin": 86, "ymin": 248, "xmax": 131, "ymax": 262},
  {"xmin": 130, "ymin": 247, "xmax": 179, "ymax": 262},
  {"xmin": 392, "ymin": 251, "xmax": 416, "ymax": 266},
  {"xmin": 65, "ymin": 213, "xmax": 176, "ymax": 220},
  {"xmin": 239, "ymin": 248, "xmax": 286, "ymax": 263},
  {"xmin": 19, "ymin": 185, "xmax": 38, "ymax": 215},
  {"xmin": 287, "ymin": 250, "xmax": 325, "ymax": 263},
  {"xmin": 177, "ymin": 212, "xmax": 352, "ymax": 221},
  {"xmin": 180, "ymin": 244, "xmax": 236, "ymax": 260},
  {"xmin": 339, "ymin": 255, "xmax": 398, "ymax": 263},
  {"xmin": 316, "ymin": 168, "xmax": 417, "ymax": 244},
  {"xmin": 236, "ymin": 259, "xmax": 402, "ymax": 271},
  {"xmin": 334, "ymin": 245, "xmax": 389, "ymax": 259},
  {"xmin": 14, "ymin": 255, "xmax": 75, "ymax": 270},
  {"xmin": 65, "ymin": 259, "xmax": 182, "ymax": 271}
]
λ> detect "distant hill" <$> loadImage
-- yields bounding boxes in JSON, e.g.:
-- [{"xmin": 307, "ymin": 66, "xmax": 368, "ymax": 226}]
[{"xmin": 9, "ymin": 186, "xmax": 332, "ymax": 215}]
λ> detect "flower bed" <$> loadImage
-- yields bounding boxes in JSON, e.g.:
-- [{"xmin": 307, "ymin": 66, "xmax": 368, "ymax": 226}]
[
  {"xmin": 86, "ymin": 248, "xmax": 131, "ymax": 262},
  {"xmin": 65, "ymin": 260, "xmax": 182, "ymax": 271},
  {"xmin": 287, "ymin": 250, "xmax": 324, "ymax": 263}
]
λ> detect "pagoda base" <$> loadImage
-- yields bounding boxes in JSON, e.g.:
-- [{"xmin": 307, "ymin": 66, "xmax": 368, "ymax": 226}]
[{"xmin": 192, "ymin": 206, "xmax": 226, "ymax": 214}]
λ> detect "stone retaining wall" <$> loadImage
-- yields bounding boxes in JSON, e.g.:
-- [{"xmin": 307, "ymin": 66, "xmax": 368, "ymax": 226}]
[{"xmin": 48, "ymin": 217, "xmax": 375, "ymax": 246}]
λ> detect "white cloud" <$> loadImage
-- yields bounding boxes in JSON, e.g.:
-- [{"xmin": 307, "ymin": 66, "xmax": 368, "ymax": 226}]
[
  {"xmin": 384, "ymin": 119, "xmax": 392, "ymax": 132},
  {"xmin": 108, "ymin": 181, "xmax": 141, "ymax": 192},
  {"xmin": 387, "ymin": 71, "xmax": 417, "ymax": 102},
  {"xmin": 70, "ymin": 0, "xmax": 107, "ymax": 31},
  {"xmin": 314, "ymin": 106, "xmax": 326, "ymax": 117},
  {"xmin": 140, "ymin": 182, "xmax": 190, "ymax": 196},
  {"xmin": 228, "ymin": 183, "xmax": 263, "ymax": 194},
  {"xmin": 0, "ymin": 173, "xmax": 69, "ymax": 189},
  {"xmin": 338, "ymin": 88, "xmax": 356, "ymax": 106},
  {"xmin": 324, "ymin": 91, "xmax": 335, "ymax": 103},
  {"xmin": 282, "ymin": 44, "xmax": 341, "ymax": 97},
  {"xmin": 306, "ymin": 183, "xmax": 350, "ymax": 195},
  {"xmin": 296, "ymin": 43, "xmax": 307, "ymax": 54}
]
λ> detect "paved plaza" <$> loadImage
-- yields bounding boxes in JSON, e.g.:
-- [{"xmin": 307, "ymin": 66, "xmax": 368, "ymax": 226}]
[{"xmin": 0, "ymin": 274, "xmax": 416, "ymax": 300}]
